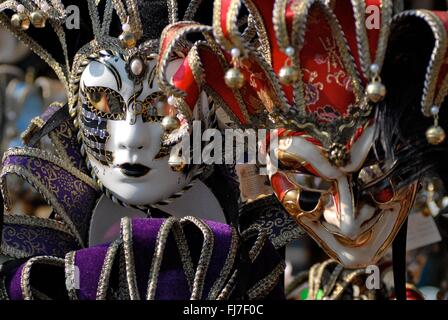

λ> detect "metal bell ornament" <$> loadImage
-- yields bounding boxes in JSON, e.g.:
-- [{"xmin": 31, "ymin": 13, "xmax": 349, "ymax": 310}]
[
  {"xmin": 278, "ymin": 65, "xmax": 299, "ymax": 85},
  {"xmin": 279, "ymin": 46, "xmax": 299, "ymax": 85},
  {"xmin": 426, "ymin": 105, "xmax": 446, "ymax": 145},
  {"xmin": 224, "ymin": 48, "xmax": 245, "ymax": 89},
  {"xmin": 30, "ymin": 1, "xmax": 50, "ymax": 28},
  {"xmin": 119, "ymin": 22, "xmax": 137, "ymax": 49},
  {"xmin": 30, "ymin": 10, "xmax": 47, "ymax": 28},
  {"xmin": 161, "ymin": 116, "xmax": 181, "ymax": 133},
  {"xmin": 426, "ymin": 126, "xmax": 446, "ymax": 145},
  {"xmin": 11, "ymin": 5, "xmax": 30, "ymax": 31},
  {"xmin": 161, "ymin": 96, "xmax": 181, "ymax": 133},
  {"xmin": 366, "ymin": 64, "xmax": 386, "ymax": 103},
  {"xmin": 224, "ymin": 68, "xmax": 245, "ymax": 89}
]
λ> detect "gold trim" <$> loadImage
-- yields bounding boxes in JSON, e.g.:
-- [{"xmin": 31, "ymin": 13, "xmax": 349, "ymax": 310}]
[
  {"xmin": 146, "ymin": 217, "xmax": 177, "ymax": 299},
  {"xmin": 21, "ymin": 256, "xmax": 65, "ymax": 300},
  {"xmin": 0, "ymin": 276, "xmax": 9, "ymax": 300},
  {"xmin": 121, "ymin": 217, "xmax": 140, "ymax": 300},
  {"xmin": 65, "ymin": 251, "xmax": 78, "ymax": 300},
  {"xmin": 96, "ymin": 239, "xmax": 121, "ymax": 300},
  {"xmin": 172, "ymin": 223, "xmax": 195, "ymax": 291},
  {"xmin": 167, "ymin": 0, "xmax": 178, "ymax": 24},
  {"xmin": 212, "ymin": 0, "xmax": 236, "ymax": 51},
  {"xmin": 247, "ymin": 261, "xmax": 286, "ymax": 300},
  {"xmin": 273, "ymin": 0, "xmax": 290, "ymax": 52},
  {"xmin": 20, "ymin": 116, "xmax": 45, "ymax": 145},
  {"xmin": 2, "ymin": 214, "xmax": 73, "ymax": 235},
  {"xmin": 241, "ymin": 226, "xmax": 268, "ymax": 261},
  {"xmin": 180, "ymin": 216, "xmax": 214, "ymax": 300},
  {"xmin": 242, "ymin": 0, "xmax": 272, "ymax": 65},
  {"xmin": 207, "ymin": 226, "xmax": 238, "ymax": 300},
  {"xmin": 158, "ymin": 22, "xmax": 212, "ymax": 98},
  {"xmin": 187, "ymin": 43, "xmax": 205, "ymax": 90},
  {"xmin": 225, "ymin": 0, "xmax": 243, "ymax": 51},
  {"xmin": 374, "ymin": 0, "xmax": 392, "ymax": 71}
]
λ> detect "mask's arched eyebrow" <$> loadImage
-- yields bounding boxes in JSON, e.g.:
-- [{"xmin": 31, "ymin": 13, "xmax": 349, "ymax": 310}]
[{"xmin": 94, "ymin": 58, "xmax": 123, "ymax": 91}]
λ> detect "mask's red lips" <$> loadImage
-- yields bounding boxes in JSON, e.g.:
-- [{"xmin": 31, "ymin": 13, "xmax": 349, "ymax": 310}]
[{"xmin": 119, "ymin": 163, "xmax": 150, "ymax": 178}]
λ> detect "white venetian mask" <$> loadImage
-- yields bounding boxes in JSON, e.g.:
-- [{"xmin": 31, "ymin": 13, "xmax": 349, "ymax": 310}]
[{"xmin": 78, "ymin": 54, "xmax": 193, "ymax": 206}]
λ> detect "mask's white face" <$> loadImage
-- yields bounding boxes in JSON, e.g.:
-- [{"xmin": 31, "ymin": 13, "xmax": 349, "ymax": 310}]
[
  {"xmin": 266, "ymin": 125, "xmax": 418, "ymax": 268},
  {"xmin": 79, "ymin": 55, "xmax": 188, "ymax": 206}
]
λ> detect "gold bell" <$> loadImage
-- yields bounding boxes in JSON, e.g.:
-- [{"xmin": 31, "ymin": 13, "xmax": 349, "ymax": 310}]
[
  {"xmin": 30, "ymin": 10, "xmax": 47, "ymax": 28},
  {"xmin": 161, "ymin": 116, "xmax": 181, "ymax": 133},
  {"xmin": 119, "ymin": 22, "xmax": 136, "ymax": 49},
  {"xmin": 11, "ymin": 13, "xmax": 30, "ymax": 30},
  {"xmin": 224, "ymin": 67, "xmax": 245, "ymax": 89},
  {"xmin": 366, "ymin": 81, "xmax": 386, "ymax": 103},
  {"xmin": 278, "ymin": 65, "xmax": 299, "ymax": 85},
  {"xmin": 426, "ymin": 125, "xmax": 446, "ymax": 145},
  {"xmin": 119, "ymin": 32, "xmax": 137, "ymax": 49},
  {"xmin": 366, "ymin": 64, "xmax": 386, "ymax": 103}
]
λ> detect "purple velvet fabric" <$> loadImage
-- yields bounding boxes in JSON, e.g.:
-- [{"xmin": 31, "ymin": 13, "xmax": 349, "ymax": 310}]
[
  {"xmin": 201, "ymin": 220, "xmax": 232, "ymax": 298},
  {"xmin": 130, "ymin": 218, "xmax": 165, "ymax": 298},
  {"xmin": 4, "ymin": 218, "xmax": 285, "ymax": 300},
  {"xmin": 74, "ymin": 243, "xmax": 109, "ymax": 300},
  {"xmin": 6, "ymin": 263, "xmax": 25, "ymax": 300}
]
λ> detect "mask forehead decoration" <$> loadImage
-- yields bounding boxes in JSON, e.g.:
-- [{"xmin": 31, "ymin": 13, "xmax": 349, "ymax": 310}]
[
  {"xmin": 158, "ymin": 0, "xmax": 448, "ymax": 266},
  {"xmin": 0, "ymin": 0, "xmax": 212, "ymax": 211}
]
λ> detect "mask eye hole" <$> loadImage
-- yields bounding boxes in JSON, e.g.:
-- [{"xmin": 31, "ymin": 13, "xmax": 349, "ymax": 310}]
[
  {"xmin": 85, "ymin": 87, "xmax": 124, "ymax": 115},
  {"xmin": 371, "ymin": 182, "xmax": 395, "ymax": 204},
  {"xmin": 141, "ymin": 92, "xmax": 178, "ymax": 122},
  {"xmin": 298, "ymin": 190, "xmax": 321, "ymax": 212}
]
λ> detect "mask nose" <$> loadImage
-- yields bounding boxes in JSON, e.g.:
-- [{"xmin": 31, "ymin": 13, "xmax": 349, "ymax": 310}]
[
  {"xmin": 116, "ymin": 116, "xmax": 148, "ymax": 151},
  {"xmin": 323, "ymin": 176, "xmax": 376, "ymax": 240}
]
